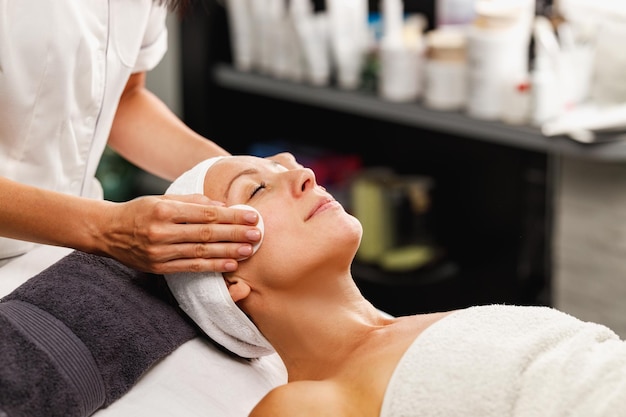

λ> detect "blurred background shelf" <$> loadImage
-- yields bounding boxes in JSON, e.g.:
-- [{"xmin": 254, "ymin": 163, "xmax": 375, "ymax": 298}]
[{"xmin": 213, "ymin": 64, "xmax": 626, "ymax": 162}]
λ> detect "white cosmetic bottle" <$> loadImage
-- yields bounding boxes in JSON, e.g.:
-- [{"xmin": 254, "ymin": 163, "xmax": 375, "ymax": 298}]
[
  {"xmin": 224, "ymin": 0, "xmax": 254, "ymax": 71},
  {"xmin": 327, "ymin": 0, "xmax": 369, "ymax": 90},
  {"xmin": 530, "ymin": 15, "xmax": 562, "ymax": 126},
  {"xmin": 290, "ymin": 0, "xmax": 332, "ymax": 86},
  {"xmin": 378, "ymin": 0, "xmax": 425, "ymax": 102}
]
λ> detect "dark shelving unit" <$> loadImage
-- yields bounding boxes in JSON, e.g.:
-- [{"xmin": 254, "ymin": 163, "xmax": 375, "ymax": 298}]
[{"xmin": 178, "ymin": 1, "xmax": 624, "ymax": 315}]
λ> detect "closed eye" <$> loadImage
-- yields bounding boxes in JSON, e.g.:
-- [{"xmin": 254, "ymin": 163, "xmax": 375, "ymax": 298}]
[{"xmin": 251, "ymin": 182, "xmax": 267, "ymax": 198}]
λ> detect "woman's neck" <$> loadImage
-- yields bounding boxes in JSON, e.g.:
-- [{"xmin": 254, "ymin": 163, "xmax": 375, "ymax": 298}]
[{"xmin": 253, "ymin": 279, "xmax": 394, "ymax": 381}]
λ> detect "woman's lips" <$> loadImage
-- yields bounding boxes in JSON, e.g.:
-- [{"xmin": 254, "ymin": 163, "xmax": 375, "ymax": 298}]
[{"xmin": 307, "ymin": 197, "xmax": 339, "ymax": 220}]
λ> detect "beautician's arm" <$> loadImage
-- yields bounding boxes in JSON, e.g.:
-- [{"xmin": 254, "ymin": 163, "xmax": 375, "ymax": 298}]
[
  {"xmin": 0, "ymin": 73, "xmax": 299, "ymax": 274},
  {"xmin": 107, "ymin": 72, "xmax": 229, "ymax": 182},
  {"xmin": 108, "ymin": 72, "xmax": 301, "ymax": 181},
  {"xmin": 0, "ymin": 175, "xmax": 260, "ymax": 274}
]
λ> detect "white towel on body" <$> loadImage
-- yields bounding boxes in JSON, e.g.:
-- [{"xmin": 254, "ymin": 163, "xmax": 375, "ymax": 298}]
[
  {"xmin": 380, "ymin": 304, "xmax": 626, "ymax": 417},
  {"xmin": 164, "ymin": 156, "xmax": 274, "ymax": 359}
]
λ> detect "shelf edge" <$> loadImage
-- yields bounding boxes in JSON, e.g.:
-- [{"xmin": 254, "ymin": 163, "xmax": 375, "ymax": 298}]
[{"xmin": 213, "ymin": 64, "xmax": 626, "ymax": 162}]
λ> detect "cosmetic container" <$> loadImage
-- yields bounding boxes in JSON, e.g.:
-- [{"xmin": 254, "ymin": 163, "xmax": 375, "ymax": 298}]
[
  {"xmin": 465, "ymin": 0, "xmax": 531, "ymax": 120},
  {"xmin": 501, "ymin": 76, "xmax": 531, "ymax": 125},
  {"xmin": 225, "ymin": 0, "xmax": 254, "ymax": 71},
  {"xmin": 352, "ymin": 169, "xmax": 396, "ymax": 263},
  {"xmin": 327, "ymin": 0, "xmax": 369, "ymax": 89},
  {"xmin": 590, "ymin": 17, "xmax": 626, "ymax": 106},
  {"xmin": 531, "ymin": 53, "xmax": 561, "ymax": 126},
  {"xmin": 423, "ymin": 29, "xmax": 467, "ymax": 111},
  {"xmin": 435, "ymin": 0, "xmax": 476, "ymax": 30},
  {"xmin": 530, "ymin": 15, "xmax": 562, "ymax": 126},
  {"xmin": 290, "ymin": 0, "xmax": 332, "ymax": 86},
  {"xmin": 250, "ymin": 0, "xmax": 272, "ymax": 74},
  {"xmin": 378, "ymin": 0, "xmax": 425, "ymax": 102}
]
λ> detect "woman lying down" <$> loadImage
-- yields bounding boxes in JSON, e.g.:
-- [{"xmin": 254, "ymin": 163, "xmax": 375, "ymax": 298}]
[
  {"xmin": 2, "ymin": 155, "xmax": 624, "ymax": 417},
  {"xmin": 164, "ymin": 155, "xmax": 626, "ymax": 417}
]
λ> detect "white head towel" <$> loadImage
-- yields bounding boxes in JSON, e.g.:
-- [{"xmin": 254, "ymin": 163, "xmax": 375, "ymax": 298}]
[{"xmin": 164, "ymin": 156, "xmax": 275, "ymax": 358}]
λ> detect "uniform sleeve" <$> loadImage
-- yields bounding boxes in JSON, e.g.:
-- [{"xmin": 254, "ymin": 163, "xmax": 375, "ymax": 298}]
[{"xmin": 133, "ymin": 3, "xmax": 169, "ymax": 73}]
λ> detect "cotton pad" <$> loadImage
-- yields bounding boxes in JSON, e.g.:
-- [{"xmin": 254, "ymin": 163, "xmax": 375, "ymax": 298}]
[{"xmin": 230, "ymin": 204, "xmax": 264, "ymax": 260}]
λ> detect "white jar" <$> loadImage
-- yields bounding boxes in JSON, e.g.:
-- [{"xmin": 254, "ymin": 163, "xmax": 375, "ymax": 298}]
[
  {"xmin": 465, "ymin": 1, "xmax": 530, "ymax": 120},
  {"xmin": 423, "ymin": 29, "xmax": 467, "ymax": 111},
  {"xmin": 435, "ymin": 0, "xmax": 476, "ymax": 29}
]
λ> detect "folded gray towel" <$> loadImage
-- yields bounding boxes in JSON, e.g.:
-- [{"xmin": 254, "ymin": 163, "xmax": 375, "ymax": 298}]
[{"xmin": 0, "ymin": 250, "xmax": 199, "ymax": 417}]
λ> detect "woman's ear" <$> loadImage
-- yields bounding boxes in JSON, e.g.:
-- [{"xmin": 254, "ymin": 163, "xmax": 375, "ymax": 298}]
[{"xmin": 225, "ymin": 277, "xmax": 251, "ymax": 303}]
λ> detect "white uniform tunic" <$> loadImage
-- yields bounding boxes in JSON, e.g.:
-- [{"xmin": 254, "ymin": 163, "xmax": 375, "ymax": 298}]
[{"xmin": 0, "ymin": 0, "xmax": 168, "ymax": 259}]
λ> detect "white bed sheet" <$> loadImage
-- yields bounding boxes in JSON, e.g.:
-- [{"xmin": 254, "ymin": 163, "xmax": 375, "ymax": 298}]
[
  {"xmin": 0, "ymin": 245, "xmax": 287, "ymax": 417},
  {"xmin": 93, "ymin": 338, "xmax": 286, "ymax": 417}
]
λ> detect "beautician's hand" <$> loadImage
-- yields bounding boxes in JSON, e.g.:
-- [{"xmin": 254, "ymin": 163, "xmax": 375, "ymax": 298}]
[
  {"xmin": 97, "ymin": 194, "xmax": 262, "ymax": 274},
  {"xmin": 98, "ymin": 152, "xmax": 297, "ymax": 274}
]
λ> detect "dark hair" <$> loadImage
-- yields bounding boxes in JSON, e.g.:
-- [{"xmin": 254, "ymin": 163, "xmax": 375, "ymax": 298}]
[{"xmin": 155, "ymin": 0, "xmax": 192, "ymax": 14}]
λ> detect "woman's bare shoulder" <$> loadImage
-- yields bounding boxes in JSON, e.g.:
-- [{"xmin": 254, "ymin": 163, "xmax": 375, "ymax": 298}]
[
  {"xmin": 395, "ymin": 310, "xmax": 458, "ymax": 334},
  {"xmin": 250, "ymin": 380, "xmax": 355, "ymax": 417}
]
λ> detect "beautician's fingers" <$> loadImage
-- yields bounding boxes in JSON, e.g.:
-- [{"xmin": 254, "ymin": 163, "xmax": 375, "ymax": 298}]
[
  {"xmin": 95, "ymin": 195, "xmax": 262, "ymax": 274},
  {"xmin": 159, "ymin": 194, "xmax": 261, "ymax": 228},
  {"xmin": 267, "ymin": 152, "xmax": 302, "ymax": 169},
  {"xmin": 152, "ymin": 241, "xmax": 255, "ymax": 273},
  {"xmin": 152, "ymin": 256, "xmax": 244, "ymax": 275}
]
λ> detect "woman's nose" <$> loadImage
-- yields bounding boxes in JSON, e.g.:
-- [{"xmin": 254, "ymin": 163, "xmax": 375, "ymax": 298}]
[{"xmin": 288, "ymin": 167, "xmax": 317, "ymax": 195}]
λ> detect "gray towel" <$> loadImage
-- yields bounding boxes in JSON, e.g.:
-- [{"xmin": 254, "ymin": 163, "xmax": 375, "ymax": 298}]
[{"xmin": 0, "ymin": 250, "xmax": 199, "ymax": 417}]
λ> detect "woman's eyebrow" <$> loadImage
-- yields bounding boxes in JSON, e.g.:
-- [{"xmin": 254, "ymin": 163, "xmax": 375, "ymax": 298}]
[{"xmin": 224, "ymin": 168, "xmax": 258, "ymax": 200}]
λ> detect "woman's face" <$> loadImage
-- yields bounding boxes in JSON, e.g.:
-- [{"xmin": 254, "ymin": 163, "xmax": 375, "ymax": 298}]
[{"xmin": 203, "ymin": 155, "xmax": 362, "ymax": 288}]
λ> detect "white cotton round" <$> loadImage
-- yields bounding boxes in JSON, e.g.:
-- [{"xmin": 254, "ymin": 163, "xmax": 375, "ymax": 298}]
[{"xmin": 230, "ymin": 204, "xmax": 264, "ymax": 260}]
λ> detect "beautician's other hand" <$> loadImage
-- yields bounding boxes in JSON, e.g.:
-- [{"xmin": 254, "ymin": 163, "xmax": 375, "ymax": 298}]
[
  {"xmin": 266, "ymin": 152, "xmax": 303, "ymax": 169},
  {"xmin": 98, "ymin": 194, "xmax": 262, "ymax": 274}
]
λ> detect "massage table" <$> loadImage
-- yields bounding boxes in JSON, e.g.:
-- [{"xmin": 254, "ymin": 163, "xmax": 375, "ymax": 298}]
[
  {"xmin": 0, "ymin": 245, "xmax": 287, "ymax": 417},
  {"xmin": 4, "ymin": 246, "xmax": 625, "ymax": 417}
]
